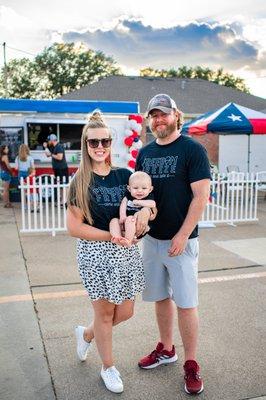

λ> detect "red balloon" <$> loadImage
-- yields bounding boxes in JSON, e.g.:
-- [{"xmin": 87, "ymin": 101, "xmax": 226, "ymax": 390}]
[
  {"xmin": 128, "ymin": 159, "xmax": 136, "ymax": 169},
  {"xmin": 129, "ymin": 114, "xmax": 143, "ymax": 124},
  {"xmin": 124, "ymin": 137, "xmax": 134, "ymax": 147},
  {"xmin": 131, "ymin": 149, "xmax": 138, "ymax": 159},
  {"xmin": 132, "ymin": 130, "xmax": 139, "ymax": 138}
]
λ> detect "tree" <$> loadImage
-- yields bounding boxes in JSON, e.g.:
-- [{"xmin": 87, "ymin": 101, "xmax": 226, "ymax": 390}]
[
  {"xmin": 140, "ymin": 65, "xmax": 250, "ymax": 93},
  {"xmin": 0, "ymin": 43, "xmax": 121, "ymax": 99}
]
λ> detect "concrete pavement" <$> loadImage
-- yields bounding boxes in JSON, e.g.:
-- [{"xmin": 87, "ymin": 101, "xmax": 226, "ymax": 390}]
[{"xmin": 1, "ymin": 201, "xmax": 266, "ymax": 400}]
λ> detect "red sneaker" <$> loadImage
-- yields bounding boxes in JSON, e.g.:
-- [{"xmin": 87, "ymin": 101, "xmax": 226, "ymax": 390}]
[
  {"xmin": 138, "ymin": 342, "xmax": 178, "ymax": 369},
  {"xmin": 183, "ymin": 360, "xmax": 204, "ymax": 394}
]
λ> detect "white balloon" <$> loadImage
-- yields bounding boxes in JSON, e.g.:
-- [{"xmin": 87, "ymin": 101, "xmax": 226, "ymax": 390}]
[
  {"xmin": 125, "ymin": 153, "xmax": 132, "ymax": 161},
  {"xmin": 129, "ymin": 120, "xmax": 138, "ymax": 130},
  {"xmin": 124, "ymin": 129, "xmax": 133, "ymax": 137},
  {"xmin": 131, "ymin": 140, "xmax": 143, "ymax": 149},
  {"xmin": 134, "ymin": 124, "xmax": 142, "ymax": 134},
  {"xmin": 125, "ymin": 120, "xmax": 131, "ymax": 129}
]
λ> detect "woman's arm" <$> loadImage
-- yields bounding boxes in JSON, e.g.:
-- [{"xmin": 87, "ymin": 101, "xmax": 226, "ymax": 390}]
[
  {"xmin": 67, "ymin": 206, "xmax": 112, "ymax": 241},
  {"xmin": 3, "ymin": 155, "xmax": 13, "ymax": 174}
]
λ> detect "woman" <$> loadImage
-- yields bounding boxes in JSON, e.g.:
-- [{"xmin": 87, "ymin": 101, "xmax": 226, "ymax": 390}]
[
  {"xmin": 0, "ymin": 145, "xmax": 13, "ymax": 208},
  {"xmin": 15, "ymin": 144, "xmax": 35, "ymax": 181},
  {"xmin": 66, "ymin": 111, "xmax": 150, "ymax": 394}
]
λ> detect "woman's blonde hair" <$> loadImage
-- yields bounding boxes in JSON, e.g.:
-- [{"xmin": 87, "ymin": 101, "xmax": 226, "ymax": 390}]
[
  {"xmin": 18, "ymin": 144, "xmax": 30, "ymax": 162},
  {"xmin": 67, "ymin": 110, "xmax": 111, "ymax": 225}
]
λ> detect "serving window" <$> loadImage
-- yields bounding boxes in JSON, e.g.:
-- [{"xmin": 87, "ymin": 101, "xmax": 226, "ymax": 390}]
[{"xmin": 27, "ymin": 122, "xmax": 84, "ymax": 150}]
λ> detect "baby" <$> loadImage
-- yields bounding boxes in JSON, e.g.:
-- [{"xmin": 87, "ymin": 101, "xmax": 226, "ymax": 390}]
[{"xmin": 110, "ymin": 171, "xmax": 156, "ymax": 246}]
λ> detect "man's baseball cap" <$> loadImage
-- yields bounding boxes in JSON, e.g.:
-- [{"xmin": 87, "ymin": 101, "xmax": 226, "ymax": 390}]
[
  {"xmin": 47, "ymin": 134, "xmax": 57, "ymax": 141},
  {"xmin": 146, "ymin": 94, "xmax": 177, "ymax": 116}
]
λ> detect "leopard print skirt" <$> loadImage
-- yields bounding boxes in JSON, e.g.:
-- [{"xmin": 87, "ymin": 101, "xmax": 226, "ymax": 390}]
[{"xmin": 77, "ymin": 239, "xmax": 145, "ymax": 304}]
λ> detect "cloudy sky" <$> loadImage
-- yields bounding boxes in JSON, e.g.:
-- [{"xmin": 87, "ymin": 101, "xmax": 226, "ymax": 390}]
[{"xmin": 0, "ymin": 0, "xmax": 265, "ymax": 98}]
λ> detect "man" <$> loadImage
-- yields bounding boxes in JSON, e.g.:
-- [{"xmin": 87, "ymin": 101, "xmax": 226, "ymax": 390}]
[
  {"xmin": 136, "ymin": 94, "xmax": 211, "ymax": 395},
  {"xmin": 43, "ymin": 133, "xmax": 69, "ymax": 184}
]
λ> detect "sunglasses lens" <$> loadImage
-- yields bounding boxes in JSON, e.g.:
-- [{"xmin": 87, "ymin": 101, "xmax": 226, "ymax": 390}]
[
  {"xmin": 88, "ymin": 139, "xmax": 100, "ymax": 148},
  {"xmin": 101, "ymin": 139, "xmax": 112, "ymax": 148}
]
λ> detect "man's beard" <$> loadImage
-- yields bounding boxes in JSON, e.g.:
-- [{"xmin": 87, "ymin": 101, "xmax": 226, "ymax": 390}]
[{"xmin": 152, "ymin": 121, "xmax": 177, "ymax": 138}]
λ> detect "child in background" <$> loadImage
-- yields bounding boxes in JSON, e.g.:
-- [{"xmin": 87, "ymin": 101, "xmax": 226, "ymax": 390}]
[
  {"xmin": 24, "ymin": 168, "xmax": 39, "ymax": 213},
  {"xmin": 110, "ymin": 171, "xmax": 157, "ymax": 246}
]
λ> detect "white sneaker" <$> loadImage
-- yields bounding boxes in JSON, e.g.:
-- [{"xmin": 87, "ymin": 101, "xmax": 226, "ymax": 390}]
[
  {"xmin": 74, "ymin": 326, "xmax": 91, "ymax": 361},
  {"xmin": 100, "ymin": 366, "xmax": 124, "ymax": 393}
]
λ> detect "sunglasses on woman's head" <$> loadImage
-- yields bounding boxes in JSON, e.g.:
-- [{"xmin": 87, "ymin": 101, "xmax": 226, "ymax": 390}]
[{"xmin": 86, "ymin": 138, "xmax": 112, "ymax": 148}]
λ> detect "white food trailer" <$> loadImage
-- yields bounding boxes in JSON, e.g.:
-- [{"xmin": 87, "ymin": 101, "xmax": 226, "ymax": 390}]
[{"xmin": 0, "ymin": 98, "xmax": 140, "ymax": 175}]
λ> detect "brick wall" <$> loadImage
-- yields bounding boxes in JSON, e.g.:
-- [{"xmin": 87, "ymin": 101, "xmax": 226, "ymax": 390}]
[{"xmin": 191, "ymin": 133, "xmax": 219, "ymax": 166}]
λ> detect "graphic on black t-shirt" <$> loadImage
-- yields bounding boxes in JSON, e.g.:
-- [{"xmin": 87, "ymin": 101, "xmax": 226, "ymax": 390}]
[
  {"xmin": 142, "ymin": 156, "xmax": 179, "ymax": 178},
  {"xmin": 93, "ymin": 185, "xmax": 126, "ymax": 206}
]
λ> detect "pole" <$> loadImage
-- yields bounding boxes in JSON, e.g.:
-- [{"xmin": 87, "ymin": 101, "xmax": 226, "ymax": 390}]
[
  {"xmin": 3, "ymin": 42, "xmax": 8, "ymax": 98},
  {"xmin": 247, "ymin": 135, "xmax": 251, "ymax": 173}
]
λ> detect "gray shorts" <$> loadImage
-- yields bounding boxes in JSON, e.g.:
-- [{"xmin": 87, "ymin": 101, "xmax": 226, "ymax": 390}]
[{"xmin": 141, "ymin": 235, "xmax": 199, "ymax": 308}]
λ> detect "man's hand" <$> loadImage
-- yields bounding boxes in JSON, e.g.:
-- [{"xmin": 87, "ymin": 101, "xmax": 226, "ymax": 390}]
[
  {"xmin": 168, "ymin": 233, "xmax": 188, "ymax": 257},
  {"xmin": 135, "ymin": 207, "xmax": 150, "ymax": 237}
]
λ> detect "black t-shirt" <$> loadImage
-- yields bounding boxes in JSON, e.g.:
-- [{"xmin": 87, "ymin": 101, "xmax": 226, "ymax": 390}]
[
  {"xmin": 135, "ymin": 135, "xmax": 211, "ymax": 240},
  {"xmin": 125, "ymin": 190, "xmax": 155, "ymax": 215},
  {"xmin": 88, "ymin": 168, "xmax": 131, "ymax": 231},
  {"xmin": 50, "ymin": 143, "xmax": 68, "ymax": 170}
]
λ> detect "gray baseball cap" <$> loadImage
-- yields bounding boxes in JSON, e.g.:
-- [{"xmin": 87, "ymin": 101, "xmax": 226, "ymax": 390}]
[
  {"xmin": 146, "ymin": 94, "xmax": 177, "ymax": 116},
  {"xmin": 47, "ymin": 134, "xmax": 57, "ymax": 141}
]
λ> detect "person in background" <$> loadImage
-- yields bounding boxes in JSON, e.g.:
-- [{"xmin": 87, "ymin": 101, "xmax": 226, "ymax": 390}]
[
  {"xmin": 43, "ymin": 134, "xmax": 69, "ymax": 206},
  {"xmin": 43, "ymin": 134, "xmax": 69, "ymax": 184},
  {"xmin": 15, "ymin": 144, "xmax": 35, "ymax": 181},
  {"xmin": 0, "ymin": 145, "xmax": 13, "ymax": 208},
  {"xmin": 136, "ymin": 94, "xmax": 211, "ymax": 395},
  {"xmin": 66, "ymin": 111, "xmax": 149, "ymax": 394}
]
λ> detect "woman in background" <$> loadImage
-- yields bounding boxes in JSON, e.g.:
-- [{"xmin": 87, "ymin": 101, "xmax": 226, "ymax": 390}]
[
  {"xmin": 0, "ymin": 145, "xmax": 13, "ymax": 208},
  {"xmin": 15, "ymin": 144, "xmax": 35, "ymax": 181}
]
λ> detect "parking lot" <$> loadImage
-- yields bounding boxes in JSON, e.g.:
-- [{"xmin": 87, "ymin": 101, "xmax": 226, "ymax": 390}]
[{"xmin": 1, "ymin": 200, "xmax": 266, "ymax": 400}]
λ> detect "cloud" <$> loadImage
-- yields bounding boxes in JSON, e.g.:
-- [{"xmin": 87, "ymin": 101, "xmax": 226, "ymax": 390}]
[{"xmin": 62, "ymin": 19, "xmax": 263, "ymax": 73}]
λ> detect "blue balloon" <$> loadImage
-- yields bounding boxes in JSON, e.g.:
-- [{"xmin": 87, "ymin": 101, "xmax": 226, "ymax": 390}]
[{"xmin": 134, "ymin": 137, "xmax": 139, "ymax": 142}]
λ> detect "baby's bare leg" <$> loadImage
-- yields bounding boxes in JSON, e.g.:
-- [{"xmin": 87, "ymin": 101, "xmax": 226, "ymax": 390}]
[
  {"xmin": 109, "ymin": 218, "xmax": 123, "ymax": 244},
  {"xmin": 124, "ymin": 215, "xmax": 137, "ymax": 244}
]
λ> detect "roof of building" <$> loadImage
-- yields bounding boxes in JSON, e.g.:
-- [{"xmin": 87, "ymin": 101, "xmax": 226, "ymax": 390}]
[
  {"xmin": 60, "ymin": 76, "xmax": 266, "ymax": 115},
  {"xmin": 0, "ymin": 98, "xmax": 139, "ymax": 114}
]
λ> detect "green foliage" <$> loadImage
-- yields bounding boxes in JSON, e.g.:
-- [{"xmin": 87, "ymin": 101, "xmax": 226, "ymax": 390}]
[
  {"xmin": 0, "ymin": 43, "xmax": 121, "ymax": 99},
  {"xmin": 140, "ymin": 65, "xmax": 250, "ymax": 93}
]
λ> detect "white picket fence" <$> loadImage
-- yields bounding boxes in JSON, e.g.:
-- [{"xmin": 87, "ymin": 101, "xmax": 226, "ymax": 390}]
[
  {"xmin": 19, "ymin": 175, "xmax": 69, "ymax": 236},
  {"xmin": 201, "ymin": 172, "xmax": 258, "ymax": 226},
  {"xmin": 19, "ymin": 172, "xmax": 261, "ymax": 235}
]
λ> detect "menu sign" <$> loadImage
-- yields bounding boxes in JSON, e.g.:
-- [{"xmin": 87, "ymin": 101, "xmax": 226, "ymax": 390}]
[{"xmin": 0, "ymin": 126, "xmax": 24, "ymax": 162}]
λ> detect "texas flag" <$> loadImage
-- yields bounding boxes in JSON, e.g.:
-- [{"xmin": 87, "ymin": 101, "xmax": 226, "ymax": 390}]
[{"xmin": 181, "ymin": 103, "xmax": 266, "ymax": 135}]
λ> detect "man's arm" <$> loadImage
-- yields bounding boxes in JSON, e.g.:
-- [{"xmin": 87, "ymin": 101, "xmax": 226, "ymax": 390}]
[
  {"xmin": 51, "ymin": 153, "xmax": 63, "ymax": 161},
  {"xmin": 168, "ymin": 179, "xmax": 210, "ymax": 257}
]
